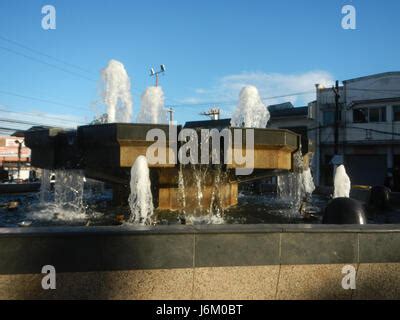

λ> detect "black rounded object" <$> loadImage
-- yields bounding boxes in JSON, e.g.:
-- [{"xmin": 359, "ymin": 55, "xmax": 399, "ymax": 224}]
[
  {"xmin": 323, "ymin": 197, "xmax": 367, "ymax": 224},
  {"xmin": 369, "ymin": 185, "xmax": 390, "ymax": 210}
]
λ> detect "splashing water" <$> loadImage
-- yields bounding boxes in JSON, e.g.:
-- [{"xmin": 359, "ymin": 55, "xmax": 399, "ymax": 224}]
[
  {"xmin": 277, "ymin": 173, "xmax": 303, "ymax": 213},
  {"xmin": 128, "ymin": 156, "xmax": 154, "ymax": 224},
  {"xmin": 177, "ymin": 163, "xmax": 227, "ymax": 224},
  {"xmin": 54, "ymin": 170, "xmax": 85, "ymax": 212},
  {"xmin": 177, "ymin": 164, "xmax": 187, "ymax": 213},
  {"xmin": 137, "ymin": 86, "xmax": 167, "ymax": 124},
  {"xmin": 101, "ymin": 59, "xmax": 133, "ymax": 123},
  {"xmin": 230, "ymin": 85, "xmax": 270, "ymax": 128},
  {"xmin": 333, "ymin": 165, "xmax": 351, "ymax": 198},
  {"xmin": 39, "ymin": 169, "xmax": 51, "ymax": 203},
  {"xmin": 277, "ymin": 148, "xmax": 305, "ymax": 215},
  {"xmin": 302, "ymin": 168, "xmax": 315, "ymax": 195}
]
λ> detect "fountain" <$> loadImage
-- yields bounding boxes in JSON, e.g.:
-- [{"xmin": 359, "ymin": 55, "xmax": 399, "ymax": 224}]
[
  {"xmin": 137, "ymin": 86, "xmax": 167, "ymax": 124},
  {"xmin": 333, "ymin": 164, "xmax": 351, "ymax": 198},
  {"xmin": 24, "ymin": 80, "xmax": 314, "ymax": 224},
  {"xmin": 101, "ymin": 59, "xmax": 133, "ymax": 123},
  {"xmin": 128, "ymin": 156, "xmax": 154, "ymax": 224},
  {"xmin": 231, "ymin": 85, "xmax": 270, "ymax": 128},
  {"xmin": 323, "ymin": 163, "xmax": 366, "ymax": 224}
]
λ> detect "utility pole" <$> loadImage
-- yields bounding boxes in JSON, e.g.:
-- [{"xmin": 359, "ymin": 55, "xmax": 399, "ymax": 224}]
[
  {"xmin": 15, "ymin": 139, "xmax": 22, "ymax": 180},
  {"xmin": 332, "ymin": 80, "xmax": 340, "ymax": 155},
  {"xmin": 166, "ymin": 107, "xmax": 174, "ymax": 124}
]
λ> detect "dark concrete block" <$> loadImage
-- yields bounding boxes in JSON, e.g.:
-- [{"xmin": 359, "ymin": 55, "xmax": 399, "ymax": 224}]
[
  {"xmin": 281, "ymin": 233, "xmax": 358, "ymax": 265},
  {"xmin": 0, "ymin": 233, "xmax": 194, "ymax": 274},
  {"xmin": 359, "ymin": 233, "xmax": 400, "ymax": 263},
  {"xmin": 101, "ymin": 234, "xmax": 194, "ymax": 270},
  {"xmin": 0, "ymin": 235, "xmax": 104, "ymax": 274},
  {"xmin": 195, "ymin": 233, "xmax": 280, "ymax": 267}
]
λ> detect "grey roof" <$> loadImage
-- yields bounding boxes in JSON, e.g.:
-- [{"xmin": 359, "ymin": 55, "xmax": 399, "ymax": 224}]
[
  {"xmin": 268, "ymin": 102, "xmax": 294, "ymax": 111},
  {"xmin": 344, "ymin": 71, "xmax": 400, "ymax": 84},
  {"xmin": 269, "ymin": 106, "xmax": 308, "ymax": 118},
  {"xmin": 184, "ymin": 118, "xmax": 231, "ymax": 129}
]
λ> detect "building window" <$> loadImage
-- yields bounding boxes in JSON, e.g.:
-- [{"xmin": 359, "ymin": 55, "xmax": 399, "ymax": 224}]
[
  {"xmin": 369, "ymin": 107, "xmax": 386, "ymax": 122},
  {"xmin": 393, "ymin": 105, "xmax": 400, "ymax": 121},
  {"xmin": 353, "ymin": 108, "xmax": 368, "ymax": 123},
  {"xmin": 353, "ymin": 106, "xmax": 386, "ymax": 123}
]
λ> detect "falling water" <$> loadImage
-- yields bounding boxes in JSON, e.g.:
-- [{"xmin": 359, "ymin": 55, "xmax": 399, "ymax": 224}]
[
  {"xmin": 39, "ymin": 169, "xmax": 51, "ymax": 203},
  {"xmin": 54, "ymin": 170, "xmax": 85, "ymax": 212},
  {"xmin": 128, "ymin": 156, "xmax": 154, "ymax": 224},
  {"xmin": 177, "ymin": 159, "xmax": 227, "ymax": 223},
  {"xmin": 277, "ymin": 148, "xmax": 305, "ymax": 214},
  {"xmin": 101, "ymin": 59, "xmax": 133, "ymax": 123},
  {"xmin": 137, "ymin": 86, "xmax": 167, "ymax": 124},
  {"xmin": 177, "ymin": 164, "xmax": 187, "ymax": 213},
  {"xmin": 278, "ymin": 173, "xmax": 303, "ymax": 211},
  {"xmin": 230, "ymin": 85, "xmax": 270, "ymax": 128},
  {"xmin": 302, "ymin": 168, "xmax": 315, "ymax": 195},
  {"xmin": 333, "ymin": 165, "xmax": 351, "ymax": 198},
  {"xmin": 208, "ymin": 165, "xmax": 227, "ymax": 217}
]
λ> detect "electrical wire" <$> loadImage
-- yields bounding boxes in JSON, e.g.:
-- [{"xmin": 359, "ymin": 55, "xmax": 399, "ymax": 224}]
[
  {"xmin": 0, "ymin": 108, "xmax": 85, "ymax": 125},
  {"xmin": 0, "ymin": 35, "xmax": 94, "ymax": 75},
  {"xmin": 0, "ymin": 45, "xmax": 97, "ymax": 82},
  {"xmin": 0, "ymin": 89, "xmax": 91, "ymax": 111}
]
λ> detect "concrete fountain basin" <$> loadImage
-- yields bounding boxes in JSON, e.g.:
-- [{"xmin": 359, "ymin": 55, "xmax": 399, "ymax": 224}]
[{"xmin": 1, "ymin": 223, "xmax": 400, "ymax": 299}]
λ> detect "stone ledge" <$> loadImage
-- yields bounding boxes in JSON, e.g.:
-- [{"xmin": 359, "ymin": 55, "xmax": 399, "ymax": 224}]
[{"xmin": 1, "ymin": 224, "xmax": 400, "ymax": 274}]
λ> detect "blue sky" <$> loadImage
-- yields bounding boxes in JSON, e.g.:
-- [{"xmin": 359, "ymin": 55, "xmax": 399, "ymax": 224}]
[{"xmin": 0, "ymin": 0, "xmax": 399, "ymax": 128}]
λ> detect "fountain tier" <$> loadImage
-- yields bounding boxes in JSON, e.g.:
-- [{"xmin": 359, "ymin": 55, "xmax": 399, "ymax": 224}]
[{"xmin": 25, "ymin": 121, "xmax": 312, "ymax": 212}]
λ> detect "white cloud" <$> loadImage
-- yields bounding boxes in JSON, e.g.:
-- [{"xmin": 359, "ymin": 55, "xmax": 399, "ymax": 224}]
[{"xmin": 178, "ymin": 70, "xmax": 335, "ymax": 115}]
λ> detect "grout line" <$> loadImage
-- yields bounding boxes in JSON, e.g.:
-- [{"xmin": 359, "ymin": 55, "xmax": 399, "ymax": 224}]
[
  {"xmin": 351, "ymin": 233, "xmax": 361, "ymax": 300},
  {"xmin": 191, "ymin": 233, "xmax": 196, "ymax": 300},
  {"xmin": 274, "ymin": 233, "xmax": 282, "ymax": 300}
]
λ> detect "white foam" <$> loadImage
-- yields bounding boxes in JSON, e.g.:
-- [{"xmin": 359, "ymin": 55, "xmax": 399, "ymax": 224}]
[
  {"xmin": 333, "ymin": 165, "xmax": 351, "ymax": 198},
  {"xmin": 101, "ymin": 59, "xmax": 133, "ymax": 123},
  {"xmin": 128, "ymin": 156, "xmax": 154, "ymax": 224},
  {"xmin": 302, "ymin": 168, "xmax": 315, "ymax": 195},
  {"xmin": 230, "ymin": 85, "xmax": 270, "ymax": 128},
  {"xmin": 137, "ymin": 86, "xmax": 167, "ymax": 124}
]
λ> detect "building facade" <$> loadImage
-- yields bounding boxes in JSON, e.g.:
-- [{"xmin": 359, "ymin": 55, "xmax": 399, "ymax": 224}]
[
  {"xmin": 0, "ymin": 136, "xmax": 31, "ymax": 180},
  {"xmin": 314, "ymin": 72, "xmax": 400, "ymax": 188}
]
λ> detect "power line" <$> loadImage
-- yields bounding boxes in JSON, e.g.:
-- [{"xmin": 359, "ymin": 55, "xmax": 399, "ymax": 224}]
[
  {"xmin": 0, "ymin": 36, "xmax": 149, "ymax": 100},
  {"xmin": 0, "ymin": 35, "xmax": 94, "ymax": 75},
  {"xmin": 0, "ymin": 45, "xmax": 96, "ymax": 82},
  {"xmin": 0, "ymin": 109, "xmax": 85, "ymax": 125},
  {"xmin": 0, "ymin": 118, "xmax": 70, "ymax": 128},
  {"xmin": 0, "ymin": 126, "xmax": 23, "ymax": 132},
  {"xmin": 0, "ymin": 89, "xmax": 91, "ymax": 112},
  {"xmin": 171, "ymin": 90, "xmax": 315, "ymax": 108}
]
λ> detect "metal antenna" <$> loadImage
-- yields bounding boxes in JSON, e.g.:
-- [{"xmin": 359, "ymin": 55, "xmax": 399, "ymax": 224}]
[
  {"xmin": 149, "ymin": 64, "xmax": 166, "ymax": 87},
  {"xmin": 200, "ymin": 107, "xmax": 220, "ymax": 120}
]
